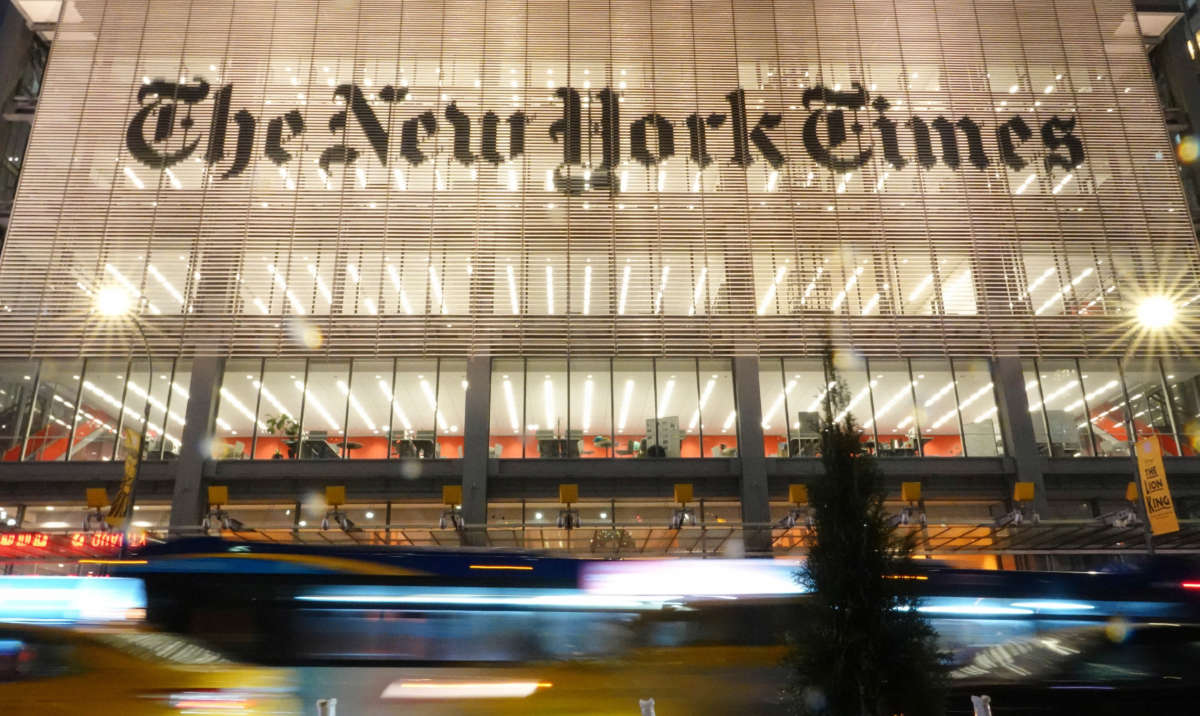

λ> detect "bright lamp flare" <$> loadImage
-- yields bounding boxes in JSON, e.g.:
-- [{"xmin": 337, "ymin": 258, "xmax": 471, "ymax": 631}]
[
  {"xmin": 95, "ymin": 286, "xmax": 132, "ymax": 317},
  {"xmin": 1136, "ymin": 295, "xmax": 1176, "ymax": 330}
]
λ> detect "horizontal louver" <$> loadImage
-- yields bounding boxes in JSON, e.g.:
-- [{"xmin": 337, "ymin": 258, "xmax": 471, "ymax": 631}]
[{"xmin": 0, "ymin": 0, "xmax": 1196, "ymax": 359}]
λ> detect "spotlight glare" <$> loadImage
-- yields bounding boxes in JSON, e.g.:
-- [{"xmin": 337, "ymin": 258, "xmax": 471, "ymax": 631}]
[{"xmin": 1136, "ymin": 295, "xmax": 1176, "ymax": 330}]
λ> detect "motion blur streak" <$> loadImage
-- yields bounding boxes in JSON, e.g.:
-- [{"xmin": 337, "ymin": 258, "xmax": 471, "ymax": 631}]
[{"xmin": 380, "ymin": 680, "xmax": 551, "ymax": 700}]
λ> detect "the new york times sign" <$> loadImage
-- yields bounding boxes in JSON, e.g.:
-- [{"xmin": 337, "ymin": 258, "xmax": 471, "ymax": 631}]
[{"xmin": 127, "ymin": 77, "xmax": 1084, "ymax": 194}]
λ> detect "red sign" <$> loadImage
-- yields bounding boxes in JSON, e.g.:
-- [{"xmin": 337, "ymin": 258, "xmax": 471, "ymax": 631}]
[{"xmin": 0, "ymin": 531, "xmax": 146, "ymax": 559}]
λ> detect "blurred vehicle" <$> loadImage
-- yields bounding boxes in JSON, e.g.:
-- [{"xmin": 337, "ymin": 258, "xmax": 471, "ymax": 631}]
[
  {"xmin": 107, "ymin": 540, "xmax": 1200, "ymax": 713},
  {"xmin": 0, "ymin": 625, "xmax": 300, "ymax": 715},
  {"xmin": 946, "ymin": 623, "xmax": 1200, "ymax": 715}
]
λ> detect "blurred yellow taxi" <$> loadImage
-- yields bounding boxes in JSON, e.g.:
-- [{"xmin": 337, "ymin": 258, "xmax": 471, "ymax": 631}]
[{"xmin": 0, "ymin": 625, "xmax": 299, "ymax": 715}]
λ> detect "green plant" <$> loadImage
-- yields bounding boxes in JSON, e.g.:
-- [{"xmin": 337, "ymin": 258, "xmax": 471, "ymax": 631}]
[
  {"xmin": 264, "ymin": 413, "xmax": 299, "ymax": 438},
  {"xmin": 783, "ymin": 353, "xmax": 947, "ymax": 716}
]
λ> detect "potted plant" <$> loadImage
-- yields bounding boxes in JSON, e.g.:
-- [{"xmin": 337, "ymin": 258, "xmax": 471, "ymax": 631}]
[{"xmin": 264, "ymin": 413, "xmax": 300, "ymax": 459}]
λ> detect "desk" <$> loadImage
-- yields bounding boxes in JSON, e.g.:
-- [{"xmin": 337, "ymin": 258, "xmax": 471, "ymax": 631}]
[
  {"xmin": 394, "ymin": 439, "xmax": 437, "ymax": 458},
  {"xmin": 538, "ymin": 438, "xmax": 582, "ymax": 458},
  {"xmin": 284, "ymin": 438, "xmax": 341, "ymax": 459},
  {"xmin": 334, "ymin": 440, "xmax": 364, "ymax": 456}
]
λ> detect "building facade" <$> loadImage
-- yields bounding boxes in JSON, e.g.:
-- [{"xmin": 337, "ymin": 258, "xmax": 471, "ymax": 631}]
[{"xmin": 1, "ymin": 0, "xmax": 1200, "ymax": 561}]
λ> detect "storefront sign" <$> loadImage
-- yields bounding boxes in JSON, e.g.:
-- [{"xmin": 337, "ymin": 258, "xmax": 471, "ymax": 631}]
[
  {"xmin": 1135, "ymin": 437, "xmax": 1180, "ymax": 536},
  {"xmin": 125, "ymin": 78, "xmax": 1084, "ymax": 196}
]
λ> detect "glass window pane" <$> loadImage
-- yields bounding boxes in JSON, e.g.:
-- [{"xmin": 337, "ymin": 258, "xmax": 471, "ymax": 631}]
[
  {"xmin": 71, "ymin": 359, "xmax": 125, "ymax": 461},
  {"xmin": 490, "ymin": 360, "xmax": 525, "ymax": 459},
  {"xmin": 255, "ymin": 359, "xmax": 305, "ymax": 460},
  {"xmin": 570, "ymin": 359, "xmax": 612, "ymax": 458},
  {"xmin": 953, "ymin": 359, "xmax": 1003, "ymax": 457},
  {"xmin": 1123, "ymin": 358, "xmax": 1176, "ymax": 456},
  {"xmin": 1079, "ymin": 359, "xmax": 1130, "ymax": 457},
  {"xmin": 613, "ymin": 359, "xmax": 654, "ymax": 458},
  {"xmin": 868, "ymin": 360, "xmax": 921, "ymax": 457},
  {"xmin": 652, "ymin": 359, "xmax": 697, "ymax": 458},
  {"xmin": 1022, "ymin": 359, "xmax": 1049, "ymax": 453},
  {"xmin": 301, "ymin": 360, "xmax": 348, "ymax": 459},
  {"xmin": 526, "ymin": 359, "xmax": 568, "ymax": 458},
  {"xmin": 437, "ymin": 359, "xmax": 467, "ymax": 459},
  {"xmin": 345, "ymin": 359, "xmax": 393, "ymax": 459},
  {"xmin": 137, "ymin": 359, "xmax": 180, "ymax": 459},
  {"xmin": 215, "ymin": 359, "xmax": 261, "ymax": 460},
  {"xmin": 831, "ymin": 352, "xmax": 875, "ymax": 452},
  {"xmin": 699, "ymin": 359, "xmax": 736, "ymax": 457},
  {"xmin": 908, "ymin": 359, "xmax": 961, "ymax": 457},
  {"xmin": 393, "ymin": 359, "xmax": 439, "ymax": 458},
  {"xmin": 113, "ymin": 359, "xmax": 154, "ymax": 463},
  {"xmin": 24, "ymin": 360, "xmax": 82, "ymax": 462},
  {"xmin": 759, "ymin": 359, "xmax": 787, "ymax": 459},
  {"xmin": 160, "ymin": 361, "xmax": 191, "ymax": 460},
  {"xmin": 781, "ymin": 358, "xmax": 828, "ymax": 458},
  {"xmin": 1035, "ymin": 360, "xmax": 1091, "ymax": 457},
  {"xmin": 1163, "ymin": 359, "xmax": 1200, "ymax": 456}
]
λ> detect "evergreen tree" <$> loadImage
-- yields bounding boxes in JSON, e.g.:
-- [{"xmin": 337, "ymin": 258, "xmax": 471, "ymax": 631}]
[{"xmin": 784, "ymin": 361, "xmax": 947, "ymax": 716}]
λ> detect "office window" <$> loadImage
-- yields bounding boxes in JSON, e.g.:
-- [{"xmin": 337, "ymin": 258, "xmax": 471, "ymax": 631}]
[
  {"xmin": 759, "ymin": 360, "xmax": 788, "ymax": 458},
  {"xmin": 254, "ymin": 359, "xmax": 306, "ymax": 460},
  {"xmin": 868, "ymin": 360, "xmax": 921, "ymax": 456},
  {"xmin": 910, "ymin": 359, "xmax": 961, "ymax": 457},
  {"xmin": 392, "ymin": 359, "xmax": 440, "ymax": 458},
  {"xmin": 109, "ymin": 359, "xmax": 178, "ymax": 461},
  {"xmin": 1163, "ymin": 358, "xmax": 1200, "ymax": 456},
  {"xmin": 953, "ymin": 359, "xmax": 1003, "ymax": 457},
  {"xmin": 345, "ymin": 359, "xmax": 394, "ymax": 459},
  {"xmin": 572, "ymin": 359, "xmax": 613, "ymax": 458},
  {"xmin": 652, "ymin": 359, "xmax": 698, "ymax": 458},
  {"xmin": 612, "ymin": 359, "xmax": 655, "ymax": 457},
  {"xmin": 780, "ymin": 358, "xmax": 830, "ymax": 457},
  {"xmin": 437, "ymin": 360, "xmax": 467, "ymax": 459},
  {"xmin": 1023, "ymin": 359, "xmax": 1050, "ymax": 452},
  {"xmin": 1033, "ymin": 360, "xmax": 1091, "ymax": 456},
  {"xmin": 525, "ymin": 359, "xmax": 570, "ymax": 458},
  {"xmin": 23, "ymin": 360, "xmax": 82, "ymax": 462},
  {"xmin": 69, "ymin": 359, "xmax": 130, "ymax": 461},
  {"xmin": 157, "ymin": 361, "xmax": 191, "ymax": 460},
  {"xmin": 0, "ymin": 361, "xmax": 39, "ymax": 462},
  {"xmin": 1122, "ymin": 358, "xmax": 1177, "ymax": 456},
  {"xmin": 297, "ymin": 361, "xmax": 348, "ymax": 459},
  {"xmin": 832, "ymin": 353, "xmax": 876, "ymax": 448},
  {"xmin": 1079, "ymin": 359, "xmax": 1132, "ymax": 457},
  {"xmin": 698, "ymin": 360, "xmax": 736, "ymax": 457},
  {"xmin": 215, "ymin": 359, "xmax": 262, "ymax": 460},
  {"xmin": 490, "ymin": 360, "xmax": 525, "ymax": 459}
]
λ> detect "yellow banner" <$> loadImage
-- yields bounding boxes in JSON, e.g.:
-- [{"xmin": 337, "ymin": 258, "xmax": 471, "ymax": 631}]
[
  {"xmin": 1135, "ymin": 437, "xmax": 1180, "ymax": 536},
  {"xmin": 105, "ymin": 429, "xmax": 140, "ymax": 528}
]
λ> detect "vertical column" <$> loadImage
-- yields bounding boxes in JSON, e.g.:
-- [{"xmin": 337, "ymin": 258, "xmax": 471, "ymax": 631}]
[
  {"xmin": 461, "ymin": 355, "xmax": 492, "ymax": 546},
  {"xmin": 733, "ymin": 355, "xmax": 772, "ymax": 555},
  {"xmin": 992, "ymin": 357, "xmax": 1050, "ymax": 517},
  {"xmin": 168, "ymin": 357, "xmax": 223, "ymax": 535}
]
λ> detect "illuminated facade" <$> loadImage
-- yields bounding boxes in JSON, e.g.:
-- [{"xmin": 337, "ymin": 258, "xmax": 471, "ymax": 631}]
[{"xmin": 0, "ymin": 0, "xmax": 1198, "ymax": 557}]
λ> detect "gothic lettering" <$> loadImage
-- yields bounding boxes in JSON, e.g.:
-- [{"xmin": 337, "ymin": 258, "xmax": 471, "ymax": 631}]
[
  {"xmin": 122, "ymin": 76, "xmax": 1087, "ymax": 196},
  {"xmin": 929, "ymin": 116, "xmax": 990, "ymax": 170},
  {"xmin": 996, "ymin": 115, "xmax": 1033, "ymax": 171},
  {"xmin": 1042, "ymin": 116, "xmax": 1084, "ymax": 172},
  {"xmin": 444, "ymin": 101, "xmax": 477, "ymax": 166},
  {"xmin": 265, "ymin": 110, "xmax": 304, "ymax": 166},
  {"xmin": 630, "ymin": 112, "xmax": 674, "ymax": 167},
  {"xmin": 126, "ymin": 78, "xmax": 210, "ymax": 169},
  {"xmin": 400, "ymin": 111, "xmax": 437, "ymax": 166},
  {"xmin": 481, "ymin": 110, "xmax": 527, "ymax": 164},
  {"xmin": 685, "ymin": 112, "xmax": 725, "ymax": 169},
  {"xmin": 802, "ymin": 83, "xmax": 872, "ymax": 171}
]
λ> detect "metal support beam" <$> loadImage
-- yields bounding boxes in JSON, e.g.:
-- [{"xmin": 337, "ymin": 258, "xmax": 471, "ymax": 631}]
[
  {"xmin": 992, "ymin": 357, "xmax": 1050, "ymax": 518},
  {"xmin": 733, "ymin": 355, "xmax": 771, "ymax": 555},
  {"xmin": 168, "ymin": 357, "xmax": 223, "ymax": 535},
  {"xmin": 461, "ymin": 355, "xmax": 491, "ymax": 546}
]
